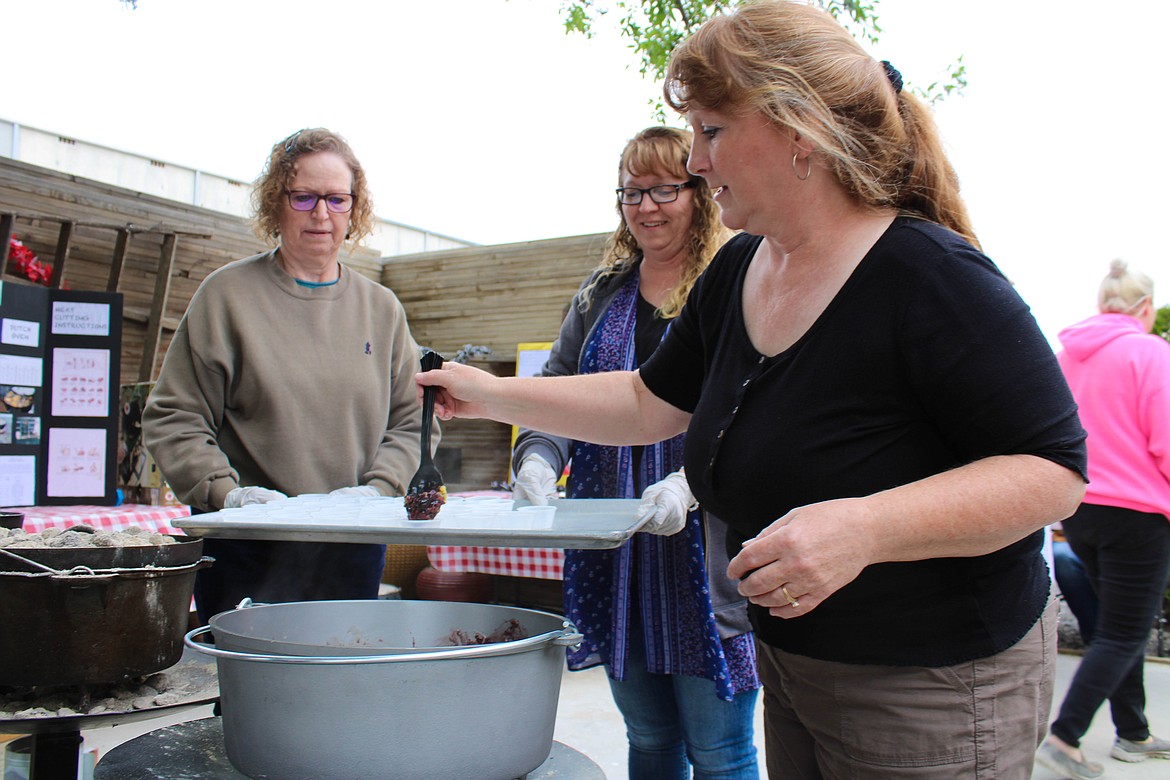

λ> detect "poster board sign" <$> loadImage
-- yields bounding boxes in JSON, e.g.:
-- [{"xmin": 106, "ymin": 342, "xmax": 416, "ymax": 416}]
[
  {"xmin": 40, "ymin": 289, "xmax": 122, "ymax": 504},
  {"xmin": 509, "ymin": 342, "xmax": 567, "ymax": 489},
  {"xmin": 0, "ymin": 281, "xmax": 48, "ymax": 506},
  {"xmin": 0, "ymin": 282, "xmax": 122, "ymax": 505}
]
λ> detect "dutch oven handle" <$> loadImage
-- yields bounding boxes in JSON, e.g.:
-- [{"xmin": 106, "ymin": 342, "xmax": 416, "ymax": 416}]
[
  {"xmin": 49, "ymin": 555, "xmax": 214, "ymax": 583},
  {"xmin": 0, "ymin": 553, "xmax": 213, "ymax": 584},
  {"xmin": 0, "ymin": 546, "xmax": 117, "ymax": 582}
]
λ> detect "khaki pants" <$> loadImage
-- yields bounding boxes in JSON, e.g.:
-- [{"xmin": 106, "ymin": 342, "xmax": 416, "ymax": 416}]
[{"xmin": 756, "ymin": 599, "xmax": 1058, "ymax": 779}]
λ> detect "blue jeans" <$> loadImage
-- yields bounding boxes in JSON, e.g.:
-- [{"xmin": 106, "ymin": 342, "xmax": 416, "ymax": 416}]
[
  {"xmin": 1051, "ymin": 504, "xmax": 1170, "ymax": 746},
  {"xmin": 1053, "ymin": 540, "xmax": 1099, "ymax": 642},
  {"xmin": 606, "ymin": 639, "xmax": 759, "ymax": 780}
]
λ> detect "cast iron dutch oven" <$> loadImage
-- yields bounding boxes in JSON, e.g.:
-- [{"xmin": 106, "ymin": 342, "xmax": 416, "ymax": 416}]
[{"xmin": 0, "ymin": 535, "xmax": 211, "ymax": 688}]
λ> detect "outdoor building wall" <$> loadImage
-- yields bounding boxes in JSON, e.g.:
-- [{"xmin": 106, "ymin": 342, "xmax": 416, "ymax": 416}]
[
  {"xmin": 383, "ymin": 234, "xmax": 607, "ymax": 490},
  {"xmin": 0, "ymin": 156, "xmax": 383, "ymax": 385},
  {"xmin": 0, "ymin": 118, "xmax": 472, "ymax": 259},
  {"xmin": 1, "ymin": 117, "xmax": 605, "ymax": 491}
]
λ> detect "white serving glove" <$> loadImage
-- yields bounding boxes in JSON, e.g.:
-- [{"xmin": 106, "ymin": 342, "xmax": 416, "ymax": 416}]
[
  {"xmin": 329, "ymin": 486, "xmax": 382, "ymax": 498},
  {"xmin": 511, "ymin": 454, "xmax": 559, "ymax": 506},
  {"xmin": 223, "ymin": 486, "xmax": 288, "ymax": 508},
  {"xmin": 637, "ymin": 469, "xmax": 697, "ymax": 536}
]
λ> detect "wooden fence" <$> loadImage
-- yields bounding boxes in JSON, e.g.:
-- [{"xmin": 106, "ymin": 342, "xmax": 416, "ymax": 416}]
[
  {"xmin": 0, "ymin": 156, "xmax": 382, "ymax": 385},
  {"xmin": 2, "ymin": 155, "xmax": 608, "ymax": 492},
  {"xmin": 382, "ymin": 233, "xmax": 607, "ymax": 490}
]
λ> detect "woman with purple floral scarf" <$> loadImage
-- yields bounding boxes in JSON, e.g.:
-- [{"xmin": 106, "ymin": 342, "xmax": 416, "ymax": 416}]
[{"xmin": 511, "ymin": 126, "xmax": 759, "ymax": 780}]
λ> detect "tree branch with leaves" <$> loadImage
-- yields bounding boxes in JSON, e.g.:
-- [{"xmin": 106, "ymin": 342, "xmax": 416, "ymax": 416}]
[
  {"xmin": 1155, "ymin": 305, "xmax": 1170, "ymax": 343},
  {"xmin": 561, "ymin": 0, "xmax": 965, "ymax": 109}
]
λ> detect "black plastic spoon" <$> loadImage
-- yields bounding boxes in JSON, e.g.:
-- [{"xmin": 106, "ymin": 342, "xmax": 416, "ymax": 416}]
[{"xmin": 405, "ymin": 349, "xmax": 446, "ymax": 520}]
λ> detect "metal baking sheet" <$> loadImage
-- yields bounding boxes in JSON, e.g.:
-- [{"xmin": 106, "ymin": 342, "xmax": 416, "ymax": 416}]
[{"xmin": 175, "ymin": 498, "xmax": 649, "ymax": 549}]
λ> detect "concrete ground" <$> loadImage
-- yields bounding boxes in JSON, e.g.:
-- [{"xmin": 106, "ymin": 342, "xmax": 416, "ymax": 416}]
[
  {"xmin": 20, "ymin": 650, "xmax": 1167, "ymax": 779},
  {"xmin": 1030, "ymin": 653, "xmax": 1170, "ymax": 780}
]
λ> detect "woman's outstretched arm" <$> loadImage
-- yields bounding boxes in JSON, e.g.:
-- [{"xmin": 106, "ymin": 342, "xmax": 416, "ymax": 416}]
[{"xmin": 417, "ymin": 362, "xmax": 690, "ymax": 446}]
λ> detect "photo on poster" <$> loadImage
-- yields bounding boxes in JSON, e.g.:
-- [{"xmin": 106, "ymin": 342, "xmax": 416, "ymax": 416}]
[
  {"xmin": 0, "ymin": 454, "xmax": 36, "ymax": 507},
  {"xmin": 15, "ymin": 416, "xmax": 40, "ymax": 445},
  {"xmin": 0, "ymin": 413, "xmax": 12, "ymax": 445},
  {"xmin": 1, "ymin": 385, "xmax": 38, "ymax": 416},
  {"xmin": 0, "ymin": 354, "xmax": 43, "ymax": 387},
  {"xmin": 118, "ymin": 383, "xmax": 161, "ymax": 488},
  {"xmin": 47, "ymin": 427, "xmax": 107, "ymax": 497},
  {"xmin": 51, "ymin": 347, "xmax": 110, "ymax": 418}
]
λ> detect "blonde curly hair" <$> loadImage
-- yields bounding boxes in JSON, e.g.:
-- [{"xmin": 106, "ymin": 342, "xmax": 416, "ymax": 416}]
[
  {"xmin": 251, "ymin": 128, "xmax": 376, "ymax": 245},
  {"xmin": 580, "ymin": 126, "xmax": 730, "ymax": 319}
]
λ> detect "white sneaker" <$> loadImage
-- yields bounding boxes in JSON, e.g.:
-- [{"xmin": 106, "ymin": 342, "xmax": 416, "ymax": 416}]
[
  {"xmin": 1036, "ymin": 742, "xmax": 1104, "ymax": 779},
  {"xmin": 1110, "ymin": 735, "xmax": 1170, "ymax": 762}
]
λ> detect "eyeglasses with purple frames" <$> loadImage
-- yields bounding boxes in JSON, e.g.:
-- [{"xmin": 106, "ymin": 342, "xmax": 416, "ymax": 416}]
[{"xmin": 284, "ymin": 190, "xmax": 354, "ymax": 213}]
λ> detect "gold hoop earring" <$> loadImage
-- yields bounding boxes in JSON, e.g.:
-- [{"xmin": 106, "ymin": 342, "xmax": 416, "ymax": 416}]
[{"xmin": 792, "ymin": 152, "xmax": 811, "ymax": 181}]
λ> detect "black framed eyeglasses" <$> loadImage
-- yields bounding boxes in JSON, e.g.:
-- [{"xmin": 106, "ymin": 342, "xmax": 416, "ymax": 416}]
[
  {"xmin": 616, "ymin": 181, "xmax": 696, "ymax": 205},
  {"xmin": 284, "ymin": 190, "xmax": 355, "ymax": 213}
]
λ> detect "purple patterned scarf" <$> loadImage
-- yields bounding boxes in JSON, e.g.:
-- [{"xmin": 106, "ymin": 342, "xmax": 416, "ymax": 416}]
[{"xmin": 564, "ymin": 270, "xmax": 757, "ymax": 701}]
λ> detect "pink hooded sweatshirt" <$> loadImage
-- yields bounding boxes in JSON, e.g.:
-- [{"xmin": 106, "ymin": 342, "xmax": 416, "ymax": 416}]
[{"xmin": 1057, "ymin": 313, "xmax": 1170, "ymax": 521}]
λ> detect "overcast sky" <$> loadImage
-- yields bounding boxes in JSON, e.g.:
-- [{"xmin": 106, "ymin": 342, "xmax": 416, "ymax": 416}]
[{"xmin": 2, "ymin": 0, "xmax": 1165, "ymax": 346}]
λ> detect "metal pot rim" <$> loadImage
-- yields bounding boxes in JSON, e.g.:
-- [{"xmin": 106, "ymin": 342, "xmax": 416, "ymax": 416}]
[{"xmin": 185, "ymin": 622, "xmax": 582, "ymax": 665}]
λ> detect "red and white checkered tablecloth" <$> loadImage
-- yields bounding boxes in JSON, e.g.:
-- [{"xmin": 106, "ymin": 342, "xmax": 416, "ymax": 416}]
[
  {"xmin": 5, "ymin": 504, "xmax": 192, "ymax": 537},
  {"xmin": 426, "ymin": 490, "xmax": 565, "ymax": 579},
  {"xmin": 426, "ymin": 545, "xmax": 565, "ymax": 580}
]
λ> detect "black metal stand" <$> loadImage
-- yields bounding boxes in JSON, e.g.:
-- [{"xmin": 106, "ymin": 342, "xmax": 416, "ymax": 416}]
[
  {"xmin": 93, "ymin": 717, "xmax": 605, "ymax": 779},
  {"xmin": 28, "ymin": 731, "xmax": 83, "ymax": 780},
  {"xmin": 2, "ymin": 646, "xmax": 218, "ymax": 780}
]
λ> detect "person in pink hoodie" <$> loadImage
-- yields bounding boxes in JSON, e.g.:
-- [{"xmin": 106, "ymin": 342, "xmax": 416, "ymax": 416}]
[{"xmin": 1038, "ymin": 259, "xmax": 1170, "ymax": 779}]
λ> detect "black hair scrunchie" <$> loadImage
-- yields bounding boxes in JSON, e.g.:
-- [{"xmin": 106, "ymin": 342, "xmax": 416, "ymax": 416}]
[{"xmin": 881, "ymin": 60, "xmax": 904, "ymax": 94}]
